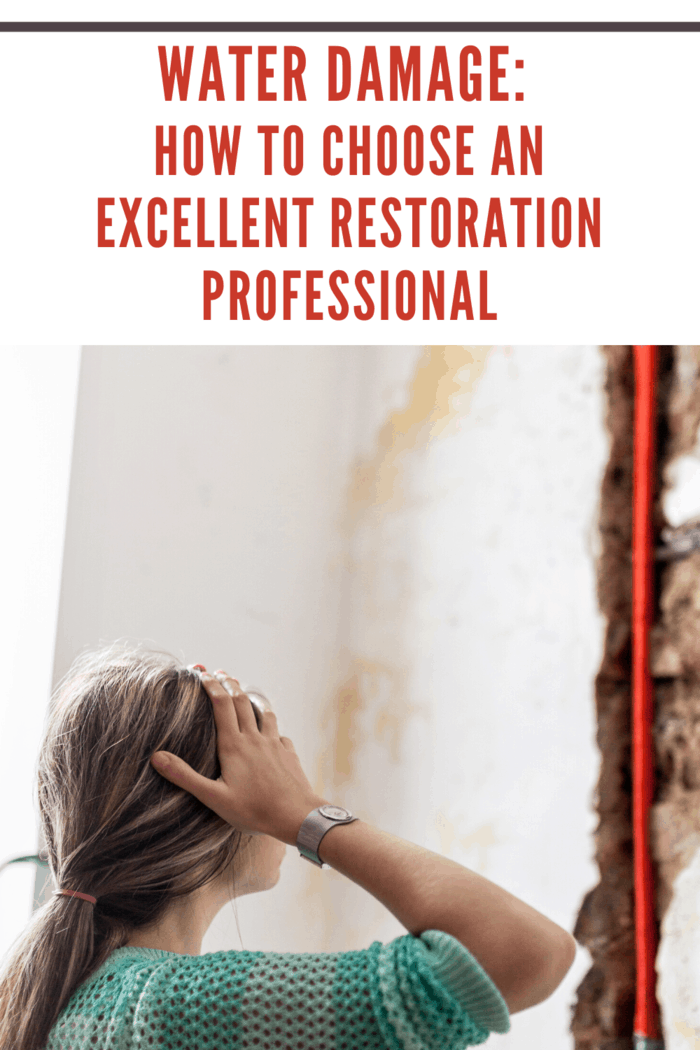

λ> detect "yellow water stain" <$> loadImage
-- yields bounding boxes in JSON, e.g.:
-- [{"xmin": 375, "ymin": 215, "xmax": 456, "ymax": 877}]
[
  {"xmin": 305, "ymin": 657, "xmax": 402, "ymax": 940},
  {"xmin": 674, "ymin": 1019, "xmax": 700, "ymax": 1047},
  {"xmin": 349, "ymin": 345, "xmax": 491, "ymax": 520},
  {"xmin": 312, "ymin": 652, "xmax": 429, "ymax": 801},
  {"xmin": 312, "ymin": 658, "xmax": 368, "ymax": 800},
  {"xmin": 305, "ymin": 348, "xmax": 492, "ymax": 936},
  {"xmin": 319, "ymin": 347, "xmax": 492, "ymax": 806},
  {"xmin": 332, "ymin": 672, "xmax": 363, "ymax": 779},
  {"xmin": 329, "ymin": 347, "xmax": 491, "ymax": 778}
]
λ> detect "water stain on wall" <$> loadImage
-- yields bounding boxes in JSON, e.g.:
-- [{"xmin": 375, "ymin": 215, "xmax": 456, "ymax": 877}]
[
  {"xmin": 673, "ymin": 1019, "xmax": 700, "ymax": 1049},
  {"xmin": 331, "ymin": 670, "xmax": 363, "ymax": 781},
  {"xmin": 347, "ymin": 345, "xmax": 491, "ymax": 523},
  {"xmin": 313, "ymin": 652, "xmax": 431, "ymax": 796},
  {"xmin": 306, "ymin": 348, "xmax": 492, "ymax": 940},
  {"xmin": 316, "ymin": 346, "xmax": 491, "ymax": 807}
]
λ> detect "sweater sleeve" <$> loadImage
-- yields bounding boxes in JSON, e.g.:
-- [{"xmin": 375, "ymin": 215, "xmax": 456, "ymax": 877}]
[
  {"xmin": 362, "ymin": 928, "xmax": 511, "ymax": 1049},
  {"xmin": 159, "ymin": 928, "xmax": 510, "ymax": 1050},
  {"xmin": 214, "ymin": 929, "xmax": 510, "ymax": 1050}
]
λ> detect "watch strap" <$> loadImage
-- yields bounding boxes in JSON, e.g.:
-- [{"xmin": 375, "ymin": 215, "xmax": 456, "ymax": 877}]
[{"xmin": 296, "ymin": 806, "xmax": 358, "ymax": 868}]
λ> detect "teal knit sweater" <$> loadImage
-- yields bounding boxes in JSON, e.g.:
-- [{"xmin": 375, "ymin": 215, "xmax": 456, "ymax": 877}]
[{"xmin": 46, "ymin": 928, "xmax": 510, "ymax": 1049}]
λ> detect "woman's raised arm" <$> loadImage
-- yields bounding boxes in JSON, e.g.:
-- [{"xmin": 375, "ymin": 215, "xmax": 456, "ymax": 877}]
[
  {"xmin": 298, "ymin": 816, "xmax": 577, "ymax": 1015},
  {"xmin": 151, "ymin": 669, "xmax": 577, "ymax": 1016}
]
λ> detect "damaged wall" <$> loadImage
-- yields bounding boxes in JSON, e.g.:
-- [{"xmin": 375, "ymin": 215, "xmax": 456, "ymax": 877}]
[
  {"xmin": 320, "ymin": 346, "xmax": 608, "ymax": 1050},
  {"xmin": 653, "ymin": 348, "xmax": 700, "ymax": 1050},
  {"xmin": 570, "ymin": 347, "xmax": 642, "ymax": 1050},
  {"xmin": 571, "ymin": 347, "xmax": 700, "ymax": 1050}
]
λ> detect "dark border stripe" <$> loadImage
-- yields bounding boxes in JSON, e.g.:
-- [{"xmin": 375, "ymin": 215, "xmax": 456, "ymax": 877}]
[{"xmin": 0, "ymin": 21, "xmax": 699, "ymax": 32}]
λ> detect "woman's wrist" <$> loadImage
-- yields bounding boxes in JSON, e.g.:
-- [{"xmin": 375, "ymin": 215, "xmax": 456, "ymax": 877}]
[{"xmin": 273, "ymin": 797, "xmax": 331, "ymax": 847}]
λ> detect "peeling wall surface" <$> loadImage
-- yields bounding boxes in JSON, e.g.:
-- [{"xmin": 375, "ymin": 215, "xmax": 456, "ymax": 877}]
[
  {"xmin": 49, "ymin": 346, "xmax": 609, "ymax": 1049},
  {"xmin": 570, "ymin": 348, "xmax": 640, "ymax": 1050},
  {"xmin": 569, "ymin": 347, "xmax": 700, "ymax": 1050},
  {"xmin": 652, "ymin": 348, "xmax": 700, "ymax": 1050}
]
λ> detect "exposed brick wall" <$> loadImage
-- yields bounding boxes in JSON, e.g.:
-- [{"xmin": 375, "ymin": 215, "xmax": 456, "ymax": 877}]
[
  {"xmin": 571, "ymin": 346, "xmax": 685, "ymax": 1050},
  {"xmin": 571, "ymin": 347, "xmax": 636, "ymax": 1050},
  {"xmin": 650, "ymin": 349, "xmax": 700, "ymax": 924}
]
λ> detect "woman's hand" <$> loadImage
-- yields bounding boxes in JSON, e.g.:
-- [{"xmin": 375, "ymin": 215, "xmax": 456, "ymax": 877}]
[{"xmin": 150, "ymin": 670, "xmax": 326, "ymax": 845}]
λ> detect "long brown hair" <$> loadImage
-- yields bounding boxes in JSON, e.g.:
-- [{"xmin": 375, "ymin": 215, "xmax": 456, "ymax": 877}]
[{"xmin": 0, "ymin": 643, "xmax": 245, "ymax": 1050}]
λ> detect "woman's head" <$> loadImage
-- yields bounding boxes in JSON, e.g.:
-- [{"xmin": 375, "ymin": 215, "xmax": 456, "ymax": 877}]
[
  {"xmin": 41, "ymin": 644, "xmax": 243, "ymax": 916},
  {"xmin": 0, "ymin": 642, "xmax": 261, "ymax": 1050}
]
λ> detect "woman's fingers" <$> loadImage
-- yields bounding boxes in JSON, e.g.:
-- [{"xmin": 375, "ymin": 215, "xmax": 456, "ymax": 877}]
[
  {"xmin": 259, "ymin": 709, "xmax": 279, "ymax": 738},
  {"xmin": 211, "ymin": 671, "xmax": 260, "ymax": 735},
  {"xmin": 151, "ymin": 671, "xmax": 319, "ymax": 838},
  {"xmin": 150, "ymin": 751, "xmax": 226, "ymax": 811},
  {"xmin": 199, "ymin": 672, "xmax": 243, "ymax": 756}
]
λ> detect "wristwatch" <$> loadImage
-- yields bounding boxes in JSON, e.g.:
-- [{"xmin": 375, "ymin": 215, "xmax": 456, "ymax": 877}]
[{"xmin": 296, "ymin": 805, "xmax": 358, "ymax": 868}]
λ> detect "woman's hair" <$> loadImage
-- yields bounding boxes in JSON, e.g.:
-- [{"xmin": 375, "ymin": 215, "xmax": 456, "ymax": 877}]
[{"xmin": 0, "ymin": 642, "xmax": 245, "ymax": 1050}]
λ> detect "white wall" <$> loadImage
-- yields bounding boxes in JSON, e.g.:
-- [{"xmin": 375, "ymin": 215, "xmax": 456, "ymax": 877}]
[
  {"xmin": 50, "ymin": 346, "xmax": 400, "ymax": 957},
  {"xmin": 314, "ymin": 346, "xmax": 607, "ymax": 1049},
  {"xmin": 0, "ymin": 347, "xmax": 80, "ymax": 958},
  {"xmin": 48, "ymin": 345, "xmax": 607, "ymax": 1048}
]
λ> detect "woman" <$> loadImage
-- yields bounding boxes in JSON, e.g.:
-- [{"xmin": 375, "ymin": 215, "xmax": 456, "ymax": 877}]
[{"xmin": 0, "ymin": 644, "xmax": 576, "ymax": 1050}]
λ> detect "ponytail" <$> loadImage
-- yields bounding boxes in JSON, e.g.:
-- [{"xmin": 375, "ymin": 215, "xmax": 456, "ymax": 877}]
[
  {"xmin": 0, "ymin": 644, "xmax": 243, "ymax": 1050},
  {"xmin": 0, "ymin": 890, "xmax": 124, "ymax": 1050}
]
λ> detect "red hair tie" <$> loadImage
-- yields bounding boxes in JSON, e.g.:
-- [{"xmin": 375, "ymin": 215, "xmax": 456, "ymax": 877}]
[{"xmin": 54, "ymin": 889, "xmax": 97, "ymax": 905}]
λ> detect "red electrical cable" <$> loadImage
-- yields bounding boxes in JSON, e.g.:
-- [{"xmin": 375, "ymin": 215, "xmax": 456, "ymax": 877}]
[{"xmin": 632, "ymin": 346, "xmax": 663, "ymax": 1048}]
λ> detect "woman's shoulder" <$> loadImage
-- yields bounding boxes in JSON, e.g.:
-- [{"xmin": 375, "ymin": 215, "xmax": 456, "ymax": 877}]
[
  {"xmin": 45, "ymin": 945, "xmax": 262, "ymax": 1049},
  {"xmin": 47, "ymin": 932, "xmax": 509, "ymax": 1050},
  {"xmin": 90, "ymin": 932, "xmax": 510, "ymax": 1033}
]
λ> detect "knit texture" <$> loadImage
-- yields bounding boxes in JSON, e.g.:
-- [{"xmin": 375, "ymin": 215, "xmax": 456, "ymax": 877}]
[{"xmin": 45, "ymin": 929, "xmax": 510, "ymax": 1049}]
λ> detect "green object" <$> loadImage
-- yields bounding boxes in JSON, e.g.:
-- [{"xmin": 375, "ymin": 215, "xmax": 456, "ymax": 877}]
[
  {"xmin": 634, "ymin": 1037, "xmax": 665, "ymax": 1049},
  {"xmin": 45, "ymin": 929, "xmax": 510, "ymax": 1049},
  {"xmin": 0, "ymin": 853, "xmax": 49, "ymax": 875}
]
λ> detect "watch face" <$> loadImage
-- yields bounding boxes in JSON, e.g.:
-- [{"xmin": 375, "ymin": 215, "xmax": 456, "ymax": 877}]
[{"xmin": 319, "ymin": 804, "xmax": 350, "ymax": 821}]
